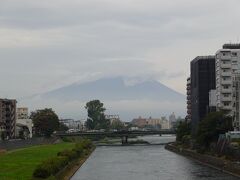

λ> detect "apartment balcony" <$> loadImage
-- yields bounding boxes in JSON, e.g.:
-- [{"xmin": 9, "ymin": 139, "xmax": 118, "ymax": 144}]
[
  {"xmin": 222, "ymin": 89, "xmax": 232, "ymax": 93},
  {"xmin": 220, "ymin": 55, "xmax": 232, "ymax": 60},
  {"xmin": 222, "ymin": 105, "xmax": 232, "ymax": 110},
  {"xmin": 221, "ymin": 97, "xmax": 232, "ymax": 102},
  {"xmin": 221, "ymin": 64, "xmax": 231, "ymax": 68},
  {"xmin": 222, "ymin": 72, "xmax": 232, "ymax": 77},
  {"xmin": 221, "ymin": 80, "xmax": 232, "ymax": 85}
]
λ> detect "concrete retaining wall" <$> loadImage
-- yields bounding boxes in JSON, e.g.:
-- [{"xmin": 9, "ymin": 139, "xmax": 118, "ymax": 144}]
[
  {"xmin": 165, "ymin": 143, "xmax": 240, "ymax": 177},
  {"xmin": 0, "ymin": 137, "xmax": 59, "ymax": 150}
]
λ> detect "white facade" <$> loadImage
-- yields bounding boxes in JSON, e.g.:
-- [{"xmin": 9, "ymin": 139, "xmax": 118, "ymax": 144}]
[
  {"xmin": 16, "ymin": 119, "xmax": 33, "ymax": 138},
  {"xmin": 233, "ymin": 73, "xmax": 240, "ymax": 130},
  {"xmin": 216, "ymin": 46, "xmax": 240, "ymax": 117},
  {"xmin": 17, "ymin": 107, "xmax": 28, "ymax": 119}
]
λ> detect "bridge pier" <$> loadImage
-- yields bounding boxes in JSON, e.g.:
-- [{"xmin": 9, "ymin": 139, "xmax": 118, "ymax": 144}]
[{"xmin": 121, "ymin": 136, "xmax": 128, "ymax": 145}]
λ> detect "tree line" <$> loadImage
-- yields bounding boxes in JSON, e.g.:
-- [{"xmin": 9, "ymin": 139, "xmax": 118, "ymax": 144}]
[
  {"xmin": 176, "ymin": 111, "xmax": 233, "ymax": 152},
  {"xmin": 30, "ymin": 100, "xmax": 122, "ymax": 137}
]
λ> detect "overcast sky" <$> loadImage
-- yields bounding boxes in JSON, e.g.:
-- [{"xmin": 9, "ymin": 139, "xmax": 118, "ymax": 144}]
[{"xmin": 1, "ymin": 0, "xmax": 240, "ymax": 119}]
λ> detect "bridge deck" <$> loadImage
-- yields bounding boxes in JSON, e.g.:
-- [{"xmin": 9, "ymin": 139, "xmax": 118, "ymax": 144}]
[{"xmin": 56, "ymin": 130, "xmax": 176, "ymax": 137}]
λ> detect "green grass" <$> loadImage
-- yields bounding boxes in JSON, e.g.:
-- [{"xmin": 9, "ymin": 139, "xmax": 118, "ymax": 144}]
[{"xmin": 0, "ymin": 143, "xmax": 75, "ymax": 180}]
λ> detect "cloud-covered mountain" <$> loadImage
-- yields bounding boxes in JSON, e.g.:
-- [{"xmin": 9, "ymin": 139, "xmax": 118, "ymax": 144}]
[
  {"xmin": 26, "ymin": 77, "xmax": 185, "ymax": 121},
  {"xmin": 42, "ymin": 77, "xmax": 185, "ymax": 102}
]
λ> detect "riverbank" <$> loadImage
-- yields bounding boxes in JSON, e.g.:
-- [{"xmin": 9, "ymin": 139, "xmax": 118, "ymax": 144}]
[
  {"xmin": 0, "ymin": 142, "xmax": 75, "ymax": 179},
  {"xmin": 165, "ymin": 143, "xmax": 240, "ymax": 178},
  {"xmin": 56, "ymin": 146, "xmax": 95, "ymax": 180}
]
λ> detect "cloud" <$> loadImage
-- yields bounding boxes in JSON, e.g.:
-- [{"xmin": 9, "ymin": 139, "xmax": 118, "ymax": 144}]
[{"xmin": 1, "ymin": 0, "xmax": 240, "ymax": 118}]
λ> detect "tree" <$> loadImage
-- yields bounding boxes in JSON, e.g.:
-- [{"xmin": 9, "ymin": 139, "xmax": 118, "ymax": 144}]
[
  {"xmin": 196, "ymin": 111, "xmax": 233, "ymax": 148},
  {"xmin": 31, "ymin": 108, "xmax": 60, "ymax": 137},
  {"xmin": 1, "ymin": 131, "xmax": 6, "ymax": 141},
  {"xmin": 59, "ymin": 122, "xmax": 69, "ymax": 132},
  {"xmin": 176, "ymin": 120, "xmax": 191, "ymax": 142},
  {"xmin": 85, "ymin": 100, "xmax": 110, "ymax": 130},
  {"xmin": 110, "ymin": 120, "xmax": 125, "ymax": 130}
]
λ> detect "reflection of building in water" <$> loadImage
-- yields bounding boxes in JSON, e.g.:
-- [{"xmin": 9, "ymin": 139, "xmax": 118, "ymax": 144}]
[{"xmin": 59, "ymin": 119, "xmax": 82, "ymax": 130}]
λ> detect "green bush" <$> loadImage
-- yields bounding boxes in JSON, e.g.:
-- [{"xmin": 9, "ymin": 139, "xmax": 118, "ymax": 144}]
[
  {"xmin": 57, "ymin": 149, "xmax": 78, "ymax": 161},
  {"xmin": 33, "ymin": 139, "xmax": 93, "ymax": 179},
  {"xmin": 61, "ymin": 137, "xmax": 73, "ymax": 142},
  {"xmin": 33, "ymin": 156, "xmax": 68, "ymax": 178}
]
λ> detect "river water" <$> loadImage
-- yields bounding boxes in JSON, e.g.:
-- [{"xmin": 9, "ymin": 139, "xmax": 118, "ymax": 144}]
[{"xmin": 71, "ymin": 136, "xmax": 239, "ymax": 180}]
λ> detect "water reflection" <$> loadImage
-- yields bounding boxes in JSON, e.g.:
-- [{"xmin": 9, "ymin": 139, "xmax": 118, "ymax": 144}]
[{"xmin": 71, "ymin": 136, "xmax": 239, "ymax": 180}]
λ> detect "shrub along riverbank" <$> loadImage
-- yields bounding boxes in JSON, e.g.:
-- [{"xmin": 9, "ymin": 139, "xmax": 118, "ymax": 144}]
[{"xmin": 33, "ymin": 139, "xmax": 94, "ymax": 179}]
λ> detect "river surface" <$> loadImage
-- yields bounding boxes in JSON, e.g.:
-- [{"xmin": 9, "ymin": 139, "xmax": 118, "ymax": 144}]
[{"xmin": 71, "ymin": 136, "xmax": 239, "ymax": 180}]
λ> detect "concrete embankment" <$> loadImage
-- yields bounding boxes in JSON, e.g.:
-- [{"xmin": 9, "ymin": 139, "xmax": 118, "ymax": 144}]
[
  {"xmin": 56, "ymin": 147, "xmax": 96, "ymax": 180},
  {"xmin": 165, "ymin": 143, "xmax": 240, "ymax": 177}
]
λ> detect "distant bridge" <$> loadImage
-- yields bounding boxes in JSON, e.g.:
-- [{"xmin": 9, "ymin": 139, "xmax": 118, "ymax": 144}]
[{"xmin": 56, "ymin": 130, "xmax": 176, "ymax": 144}]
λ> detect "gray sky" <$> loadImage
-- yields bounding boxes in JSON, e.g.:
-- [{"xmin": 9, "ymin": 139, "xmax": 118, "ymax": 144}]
[{"xmin": 1, "ymin": 0, "xmax": 240, "ymax": 119}]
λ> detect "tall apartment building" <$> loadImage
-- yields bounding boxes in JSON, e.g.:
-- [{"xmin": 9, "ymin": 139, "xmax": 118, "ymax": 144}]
[
  {"xmin": 17, "ymin": 107, "xmax": 28, "ymax": 119},
  {"xmin": 216, "ymin": 44, "xmax": 240, "ymax": 118},
  {"xmin": 186, "ymin": 77, "xmax": 191, "ymax": 121},
  {"xmin": 0, "ymin": 99, "xmax": 17, "ymax": 138},
  {"xmin": 233, "ymin": 73, "xmax": 240, "ymax": 130},
  {"xmin": 190, "ymin": 56, "xmax": 216, "ymax": 132}
]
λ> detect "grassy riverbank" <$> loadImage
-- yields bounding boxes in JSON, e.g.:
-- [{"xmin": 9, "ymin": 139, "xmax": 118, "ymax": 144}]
[{"xmin": 0, "ymin": 142, "xmax": 75, "ymax": 180}]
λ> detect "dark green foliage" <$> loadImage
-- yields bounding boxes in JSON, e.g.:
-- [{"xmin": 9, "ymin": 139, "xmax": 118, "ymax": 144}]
[
  {"xmin": 110, "ymin": 120, "xmax": 125, "ymax": 130},
  {"xmin": 176, "ymin": 121, "xmax": 191, "ymax": 142},
  {"xmin": 61, "ymin": 137, "xmax": 73, "ymax": 142},
  {"xmin": 0, "ymin": 131, "xmax": 6, "ymax": 141},
  {"xmin": 85, "ymin": 100, "xmax": 110, "ymax": 130},
  {"xmin": 196, "ymin": 111, "xmax": 233, "ymax": 149},
  {"xmin": 57, "ymin": 149, "xmax": 78, "ymax": 161},
  {"xmin": 59, "ymin": 122, "xmax": 69, "ymax": 132},
  {"xmin": 33, "ymin": 139, "xmax": 93, "ymax": 179},
  {"xmin": 31, "ymin": 108, "xmax": 60, "ymax": 137},
  {"xmin": 33, "ymin": 156, "xmax": 68, "ymax": 178}
]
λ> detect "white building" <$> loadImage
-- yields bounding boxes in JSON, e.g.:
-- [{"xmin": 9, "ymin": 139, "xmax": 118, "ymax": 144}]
[
  {"xmin": 169, "ymin": 112, "xmax": 176, "ymax": 129},
  {"xmin": 233, "ymin": 73, "xmax": 240, "ymax": 130},
  {"xmin": 17, "ymin": 107, "xmax": 28, "ymax": 119},
  {"xmin": 59, "ymin": 119, "xmax": 82, "ymax": 131},
  {"xmin": 216, "ymin": 44, "xmax": 240, "ymax": 116},
  {"xmin": 15, "ymin": 119, "xmax": 33, "ymax": 138}
]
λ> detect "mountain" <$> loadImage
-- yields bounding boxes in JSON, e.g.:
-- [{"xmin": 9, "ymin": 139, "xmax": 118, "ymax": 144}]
[{"xmin": 41, "ymin": 77, "xmax": 185, "ymax": 102}]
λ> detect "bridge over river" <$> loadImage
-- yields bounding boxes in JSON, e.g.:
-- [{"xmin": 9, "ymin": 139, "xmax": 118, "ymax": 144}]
[{"xmin": 56, "ymin": 130, "xmax": 176, "ymax": 144}]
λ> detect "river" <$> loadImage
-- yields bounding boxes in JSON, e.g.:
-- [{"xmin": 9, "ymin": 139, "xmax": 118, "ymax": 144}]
[{"xmin": 71, "ymin": 136, "xmax": 239, "ymax": 180}]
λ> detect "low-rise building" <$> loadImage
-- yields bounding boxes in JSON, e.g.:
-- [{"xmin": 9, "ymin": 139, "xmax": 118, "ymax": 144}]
[
  {"xmin": 59, "ymin": 119, "xmax": 82, "ymax": 131},
  {"xmin": 15, "ymin": 119, "xmax": 33, "ymax": 139},
  {"xmin": 17, "ymin": 107, "xmax": 29, "ymax": 119},
  {"xmin": 132, "ymin": 116, "xmax": 170, "ymax": 129},
  {"xmin": 131, "ymin": 116, "xmax": 147, "ymax": 128}
]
